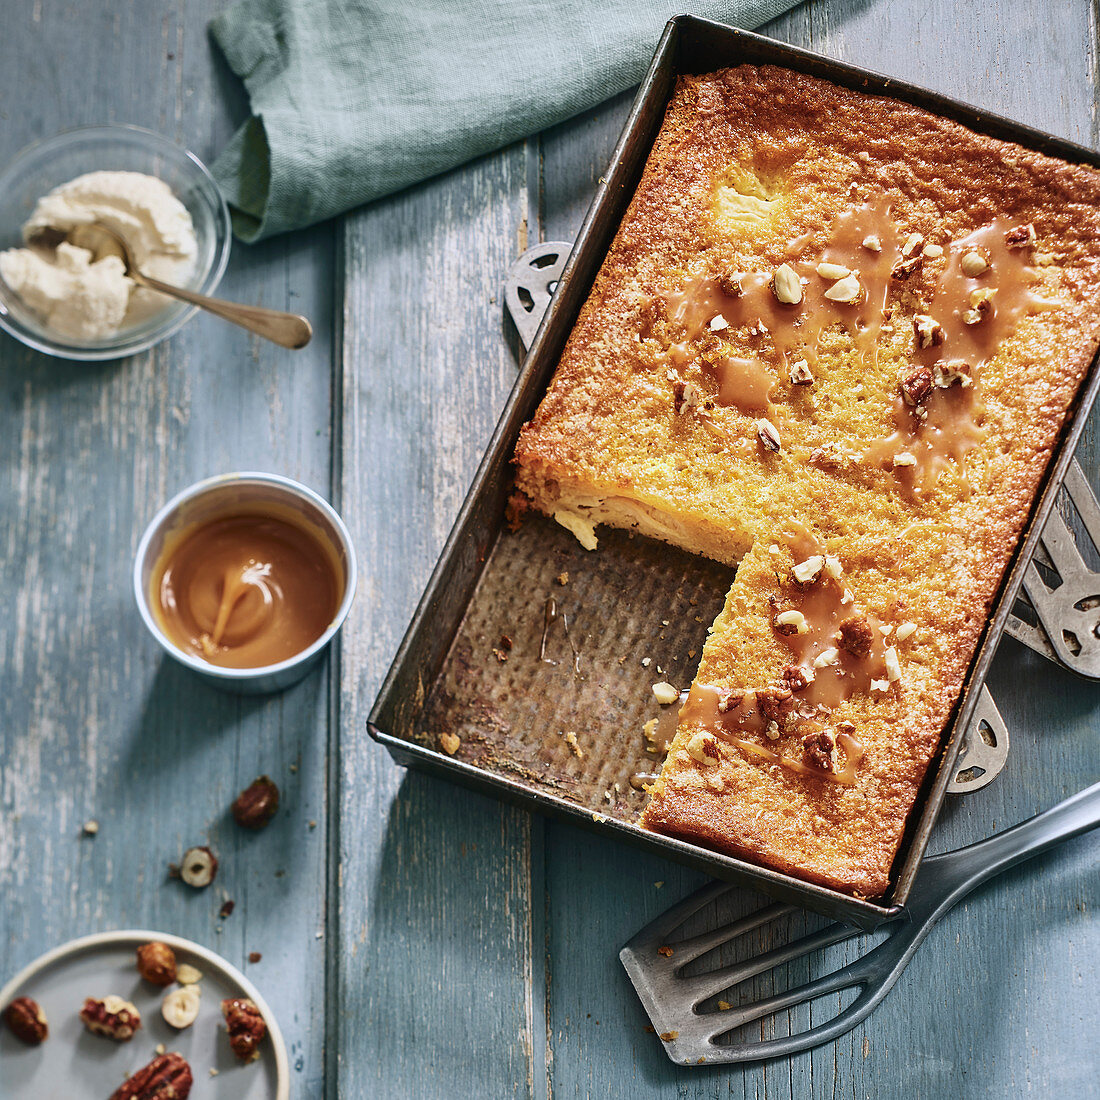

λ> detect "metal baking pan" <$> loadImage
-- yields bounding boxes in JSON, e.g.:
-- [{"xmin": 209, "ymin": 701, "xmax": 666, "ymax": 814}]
[{"xmin": 369, "ymin": 15, "xmax": 1100, "ymax": 929}]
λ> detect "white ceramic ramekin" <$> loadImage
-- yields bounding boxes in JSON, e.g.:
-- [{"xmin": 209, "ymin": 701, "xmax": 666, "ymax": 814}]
[{"xmin": 134, "ymin": 472, "xmax": 356, "ymax": 694}]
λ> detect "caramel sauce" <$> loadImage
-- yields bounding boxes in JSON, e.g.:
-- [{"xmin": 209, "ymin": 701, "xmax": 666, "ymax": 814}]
[
  {"xmin": 662, "ymin": 200, "xmax": 902, "ymax": 401},
  {"xmin": 866, "ymin": 220, "xmax": 1040, "ymax": 493},
  {"xmin": 152, "ymin": 508, "xmax": 342, "ymax": 669},
  {"xmin": 730, "ymin": 732, "xmax": 865, "ymax": 787},
  {"xmin": 629, "ymin": 772, "xmax": 660, "ymax": 791}
]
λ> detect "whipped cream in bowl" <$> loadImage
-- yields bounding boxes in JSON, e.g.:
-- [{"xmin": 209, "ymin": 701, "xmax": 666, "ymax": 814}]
[{"xmin": 0, "ymin": 126, "xmax": 230, "ymax": 360}]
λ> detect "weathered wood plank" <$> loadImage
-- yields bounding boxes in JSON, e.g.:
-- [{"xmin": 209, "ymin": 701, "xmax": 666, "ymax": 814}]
[
  {"xmin": 0, "ymin": 2, "xmax": 335, "ymax": 1093},
  {"xmin": 338, "ymin": 147, "xmax": 540, "ymax": 1096}
]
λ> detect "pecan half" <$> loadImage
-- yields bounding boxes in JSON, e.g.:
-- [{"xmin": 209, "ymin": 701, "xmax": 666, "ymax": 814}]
[
  {"xmin": 109, "ymin": 1052, "xmax": 193, "ymax": 1100},
  {"xmin": 5, "ymin": 997, "xmax": 47, "ymax": 1045},
  {"xmin": 222, "ymin": 997, "xmax": 267, "ymax": 1063},
  {"xmin": 837, "ymin": 616, "xmax": 875, "ymax": 659}
]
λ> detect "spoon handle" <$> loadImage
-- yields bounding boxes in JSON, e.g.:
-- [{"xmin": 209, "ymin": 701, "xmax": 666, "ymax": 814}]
[{"xmin": 131, "ymin": 271, "xmax": 312, "ymax": 349}]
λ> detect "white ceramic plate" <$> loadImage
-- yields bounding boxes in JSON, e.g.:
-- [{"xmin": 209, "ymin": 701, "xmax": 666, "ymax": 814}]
[{"xmin": 0, "ymin": 930, "xmax": 288, "ymax": 1098}]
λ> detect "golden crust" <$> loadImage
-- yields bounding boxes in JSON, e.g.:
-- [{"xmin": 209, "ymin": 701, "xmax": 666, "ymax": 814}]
[{"xmin": 513, "ymin": 64, "xmax": 1100, "ymax": 896}]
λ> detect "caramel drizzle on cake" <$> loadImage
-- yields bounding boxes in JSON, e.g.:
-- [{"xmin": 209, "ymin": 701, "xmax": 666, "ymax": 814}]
[
  {"xmin": 866, "ymin": 220, "xmax": 1042, "ymax": 492},
  {"xmin": 681, "ymin": 523, "xmax": 885, "ymax": 785}
]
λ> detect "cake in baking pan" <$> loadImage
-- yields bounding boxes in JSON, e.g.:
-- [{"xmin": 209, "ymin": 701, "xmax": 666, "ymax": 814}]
[{"xmin": 512, "ymin": 64, "xmax": 1100, "ymax": 896}]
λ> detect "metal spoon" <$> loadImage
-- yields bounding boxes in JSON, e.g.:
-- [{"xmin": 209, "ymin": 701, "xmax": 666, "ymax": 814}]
[{"xmin": 29, "ymin": 223, "xmax": 312, "ymax": 349}]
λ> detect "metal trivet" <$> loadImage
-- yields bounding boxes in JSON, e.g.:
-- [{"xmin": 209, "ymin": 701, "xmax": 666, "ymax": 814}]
[{"xmin": 505, "ymin": 242, "xmax": 1100, "ymax": 791}]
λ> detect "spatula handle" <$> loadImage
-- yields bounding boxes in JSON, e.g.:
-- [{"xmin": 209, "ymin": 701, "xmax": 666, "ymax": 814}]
[{"xmin": 929, "ymin": 781, "xmax": 1100, "ymax": 902}]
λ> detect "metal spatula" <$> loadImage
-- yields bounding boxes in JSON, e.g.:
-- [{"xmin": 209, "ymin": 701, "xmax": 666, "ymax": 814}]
[{"xmin": 621, "ymin": 781, "xmax": 1100, "ymax": 1065}]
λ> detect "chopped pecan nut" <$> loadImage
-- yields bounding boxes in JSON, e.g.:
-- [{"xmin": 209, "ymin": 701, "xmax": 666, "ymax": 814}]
[
  {"xmin": 899, "ymin": 366, "xmax": 933, "ymax": 407},
  {"xmin": 715, "ymin": 687, "xmax": 744, "ymax": 713},
  {"xmin": 5, "ymin": 997, "xmax": 48, "ymax": 1045},
  {"xmin": 912, "ymin": 314, "xmax": 944, "ymax": 349},
  {"xmin": 837, "ymin": 616, "xmax": 875, "ymax": 659},
  {"xmin": 222, "ymin": 998, "xmax": 267, "ymax": 1063},
  {"xmin": 1004, "ymin": 223, "xmax": 1037, "ymax": 248},
  {"xmin": 788, "ymin": 358, "xmax": 814, "ymax": 385},
  {"xmin": 756, "ymin": 684, "xmax": 794, "ymax": 723},
  {"xmin": 960, "ymin": 249, "xmax": 989, "ymax": 276},
  {"xmin": 900, "ymin": 232, "xmax": 924, "ymax": 258},
  {"xmin": 932, "ymin": 361, "xmax": 973, "ymax": 388},
  {"xmin": 781, "ymin": 665, "xmax": 815, "ymax": 692},
  {"xmin": 136, "ymin": 942, "xmax": 178, "ymax": 987},
  {"xmin": 232, "ymin": 776, "xmax": 281, "ymax": 830},
  {"xmin": 109, "ymin": 1052, "xmax": 193, "ymax": 1100},
  {"xmin": 81, "ymin": 996, "xmax": 141, "ymax": 1042},
  {"xmin": 672, "ymin": 379, "xmax": 703, "ymax": 415},
  {"xmin": 802, "ymin": 730, "xmax": 839, "ymax": 773}
]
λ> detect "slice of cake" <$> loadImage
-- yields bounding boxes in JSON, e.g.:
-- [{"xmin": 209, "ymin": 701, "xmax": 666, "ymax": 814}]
[{"xmin": 512, "ymin": 64, "xmax": 1100, "ymax": 895}]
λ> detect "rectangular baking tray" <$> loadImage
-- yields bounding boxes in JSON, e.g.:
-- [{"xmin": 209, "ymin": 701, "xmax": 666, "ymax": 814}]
[{"xmin": 368, "ymin": 15, "xmax": 1100, "ymax": 929}]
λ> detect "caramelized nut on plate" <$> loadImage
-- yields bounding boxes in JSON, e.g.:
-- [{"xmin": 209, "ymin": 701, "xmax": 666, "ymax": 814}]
[
  {"xmin": 162, "ymin": 986, "xmax": 202, "ymax": 1030},
  {"xmin": 136, "ymin": 942, "xmax": 177, "ymax": 986},
  {"xmin": 222, "ymin": 997, "xmax": 267, "ymax": 1063},
  {"xmin": 81, "ymin": 995, "xmax": 141, "ymax": 1041},
  {"xmin": 109, "ymin": 1052, "xmax": 193, "ymax": 1100}
]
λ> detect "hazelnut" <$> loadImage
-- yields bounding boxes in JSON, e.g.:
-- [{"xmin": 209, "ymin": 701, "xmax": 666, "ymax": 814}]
[
  {"xmin": 775, "ymin": 609, "xmax": 809, "ymax": 635},
  {"xmin": 890, "ymin": 255, "xmax": 923, "ymax": 280},
  {"xmin": 232, "ymin": 775, "xmax": 280, "ymax": 830},
  {"xmin": 222, "ymin": 997, "xmax": 267, "ymax": 1063},
  {"xmin": 884, "ymin": 646, "xmax": 903, "ymax": 682},
  {"xmin": 136, "ymin": 942, "xmax": 178, "ymax": 987},
  {"xmin": 108, "ymin": 1052, "xmax": 193, "ymax": 1100},
  {"xmin": 755, "ymin": 418, "xmax": 781, "ymax": 453},
  {"xmin": 685, "ymin": 732, "xmax": 720, "ymax": 766},
  {"xmin": 922, "ymin": 243, "xmax": 944, "ymax": 259},
  {"xmin": 960, "ymin": 249, "xmax": 989, "ymax": 276},
  {"xmin": 862, "ymin": 235, "xmax": 883, "ymax": 251},
  {"xmin": 815, "ymin": 261, "xmax": 850, "ymax": 280},
  {"xmin": 179, "ymin": 847, "xmax": 218, "ymax": 889},
  {"xmin": 162, "ymin": 986, "xmax": 202, "ymax": 1030},
  {"xmin": 893, "ymin": 452, "xmax": 918, "ymax": 467},
  {"xmin": 176, "ymin": 963, "xmax": 203, "ymax": 985},
  {"xmin": 788, "ymin": 359, "xmax": 814, "ymax": 386},
  {"xmin": 651, "ymin": 681, "xmax": 679, "ymax": 706},
  {"xmin": 813, "ymin": 647, "xmax": 841, "ymax": 669},
  {"xmin": 708, "ymin": 313, "xmax": 729, "ymax": 331},
  {"xmin": 901, "ymin": 232, "xmax": 924, "ymax": 258},
  {"xmin": 895, "ymin": 622, "xmax": 918, "ymax": 642},
  {"xmin": 5, "ymin": 996, "xmax": 48, "ymax": 1045},
  {"xmin": 824, "ymin": 272, "xmax": 863, "ymax": 302},
  {"xmin": 80, "ymin": 995, "xmax": 142, "ymax": 1041},
  {"xmin": 772, "ymin": 263, "xmax": 803, "ymax": 305},
  {"xmin": 791, "ymin": 554, "xmax": 825, "ymax": 584}
]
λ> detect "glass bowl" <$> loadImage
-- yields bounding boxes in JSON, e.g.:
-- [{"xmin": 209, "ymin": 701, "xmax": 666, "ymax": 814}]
[{"xmin": 0, "ymin": 125, "xmax": 231, "ymax": 361}]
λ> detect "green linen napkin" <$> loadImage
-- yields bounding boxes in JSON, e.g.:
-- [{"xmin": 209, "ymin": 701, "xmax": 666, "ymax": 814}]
[{"xmin": 210, "ymin": 0, "xmax": 801, "ymax": 241}]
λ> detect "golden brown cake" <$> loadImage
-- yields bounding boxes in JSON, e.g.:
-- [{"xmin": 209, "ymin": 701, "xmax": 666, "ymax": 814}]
[{"xmin": 512, "ymin": 64, "xmax": 1100, "ymax": 896}]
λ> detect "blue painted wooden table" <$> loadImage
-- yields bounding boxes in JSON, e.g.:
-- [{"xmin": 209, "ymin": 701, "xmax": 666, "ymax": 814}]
[{"xmin": 1, "ymin": 2, "xmax": 1097, "ymax": 1097}]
